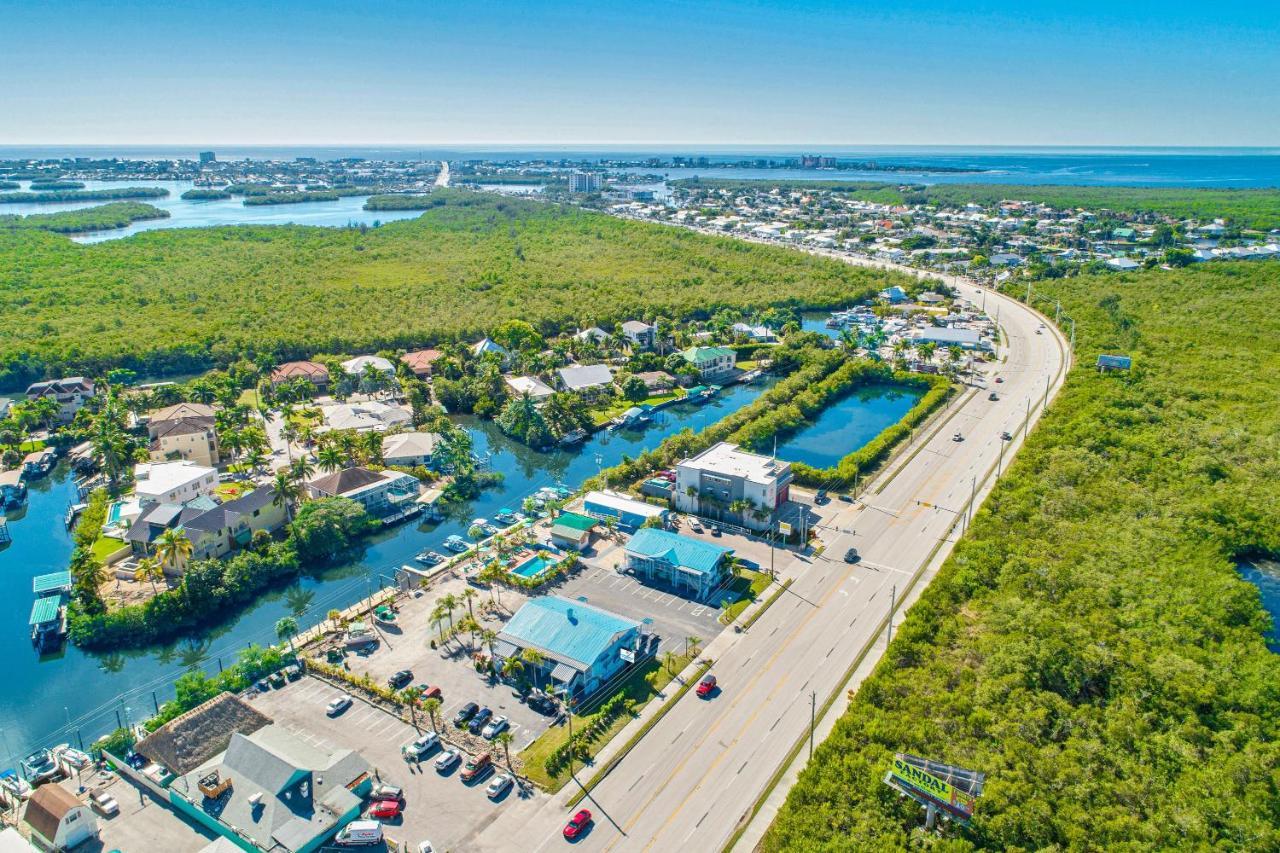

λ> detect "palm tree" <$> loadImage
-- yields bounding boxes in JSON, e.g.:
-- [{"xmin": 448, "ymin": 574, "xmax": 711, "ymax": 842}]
[
  {"xmin": 274, "ymin": 616, "xmax": 298, "ymax": 652},
  {"xmin": 317, "ymin": 445, "xmax": 344, "ymax": 473},
  {"xmin": 686, "ymin": 635, "xmax": 702, "ymax": 659},
  {"xmin": 155, "ymin": 528, "xmax": 193, "ymax": 575},
  {"xmin": 243, "ymin": 446, "xmax": 267, "ymax": 475},
  {"xmin": 362, "ymin": 431, "xmax": 383, "ymax": 465},
  {"xmin": 521, "ymin": 648, "xmax": 546, "ymax": 691},
  {"xmin": 422, "ymin": 697, "xmax": 442, "ymax": 733},
  {"xmin": 290, "ymin": 456, "xmax": 316, "ymax": 485},
  {"xmin": 401, "ymin": 686, "xmax": 422, "ymax": 727},
  {"xmin": 479, "ymin": 628, "xmax": 498, "ymax": 660},
  {"xmin": 462, "ymin": 588, "xmax": 478, "ymax": 621},
  {"xmin": 134, "ymin": 557, "xmax": 163, "ymax": 593},
  {"xmin": 501, "ymin": 656, "xmax": 524, "ymax": 683},
  {"xmin": 327, "ymin": 609, "xmax": 342, "ymax": 632},
  {"xmin": 271, "ymin": 471, "xmax": 300, "ymax": 522},
  {"xmin": 441, "ymin": 594, "xmax": 458, "ymax": 630},
  {"xmin": 494, "ymin": 729, "xmax": 515, "ymax": 771},
  {"xmin": 430, "ymin": 603, "xmax": 449, "ymax": 643}
]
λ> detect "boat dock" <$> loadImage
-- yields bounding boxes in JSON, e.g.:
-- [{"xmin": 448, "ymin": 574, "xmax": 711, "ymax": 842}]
[{"xmin": 30, "ymin": 570, "xmax": 72, "ymax": 653}]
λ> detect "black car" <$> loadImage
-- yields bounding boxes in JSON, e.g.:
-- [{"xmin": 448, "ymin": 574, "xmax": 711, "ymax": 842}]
[
  {"xmin": 843, "ymin": 547, "xmax": 860, "ymax": 564},
  {"xmin": 388, "ymin": 670, "xmax": 413, "ymax": 689},
  {"xmin": 453, "ymin": 702, "xmax": 479, "ymax": 727},
  {"xmin": 988, "ymin": 392, "xmax": 999, "ymax": 401},
  {"xmin": 1001, "ymin": 431, "xmax": 1013, "ymax": 441},
  {"xmin": 468, "ymin": 707, "xmax": 494, "ymax": 734},
  {"xmin": 815, "ymin": 489, "xmax": 829, "ymax": 504},
  {"xmin": 838, "ymin": 494, "xmax": 853, "ymax": 503}
]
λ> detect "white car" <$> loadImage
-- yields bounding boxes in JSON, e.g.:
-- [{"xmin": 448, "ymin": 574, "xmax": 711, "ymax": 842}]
[
  {"xmin": 403, "ymin": 732, "xmax": 440, "ymax": 759},
  {"xmin": 90, "ymin": 791, "xmax": 119, "ymax": 817},
  {"xmin": 326, "ymin": 694, "xmax": 353, "ymax": 716},
  {"xmin": 435, "ymin": 749, "xmax": 461, "ymax": 772},
  {"xmin": 485, "ymin": 773, "xmax": 513, "ymax": 799},
  {"xmin": 417, "ymin": 843, "xmax": 435, "ymax": 853},
  {"xmin": 481, "ymin": 715, "xmax": 509, "ymax": 739}
]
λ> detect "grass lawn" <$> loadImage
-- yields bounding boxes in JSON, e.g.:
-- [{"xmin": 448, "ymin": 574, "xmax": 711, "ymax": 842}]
[
  {"xmin": 521, "ymin": 650, "xmax": 697, "ymax": 791},
  {"xmin": 92, "ymin": 536, "xmax": 127, "ymax": 563},
  {"xmin": 17, "ymin": 438, "xmax": 48, "ymax": 452},
  {"xmin": 236, "ymin": 388, "xmax": 260, "ymax": 408},
  {"xmin": 588, "ymin": 391, "xmax": 685, "ymax": 426},
  {"xmin": 720, "ymin": 569, "xmax": 773, "ymax": 623},
  {"xmin": 214, "ymin": 482, "xmax": 253, "ymax": 501},
  {"xmin": 736, "ymin": 359, "xmax": 760, "ymax": 371}
]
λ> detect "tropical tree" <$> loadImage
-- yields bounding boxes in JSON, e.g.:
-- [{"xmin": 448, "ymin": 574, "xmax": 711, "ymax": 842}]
[
  {"xmin": 686, "ymin": 635, "xmax": 703, "ymax": 659},
  {"xmin": 274, "ymin": 616, "xmax": 298, "ymax": 651},
  {"xmin": 401, "ymin": 686, "xmax": 422, "ymax": 727},
  {"xmin": 494, "ymin": 729, "xmax": 515, "ymax": 771},
  {"xmin": 327, "ymin": 608, "xmax": 342, "ymax": 632},
  {"xmin": 422, "ymin": 697, "xmax": 442, "ymax": 733},
  {"xmin": 440, "ymin": 593, "xmax": 458, "ymax": 630},
  {"xmin": 290, "ymin": 456, "xmax": 316, "ymax": 485},
  {"xmin": 155, "ymin": 528, "xmax": 194, "ymax": 575},
  {"xmin": 271, "ymin": 471, "xmax": 301, "ymax": 522},
  {"xmin": 317, "ymin": 444, "xmax": 344, "ymax": 473},
  {"xmin": 521, "ymin": 648, "xmax": 546, "ymax": 691},
  {"xmin": 479, "ymin": 628, "xmax": 498, "ymax": 660},
  {"xmin": 430, "ymin": 603, "xmax": 449, "ymax": 642},
  {"xmin": 501, "ymin": 656, "xmax": 524, "ymax": 683},
  {"xmin": 462, "ymin": 587, "xmax": 478, "ymax": 621},
  {"xmin": 134, "ymin": 557, "xmax": 163, "ymax": 593}
]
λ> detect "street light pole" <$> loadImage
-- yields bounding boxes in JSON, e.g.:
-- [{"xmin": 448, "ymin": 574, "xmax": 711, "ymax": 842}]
[
  {"xmin": 809, "ymin": 691, "xmax": 816, "ymax": 760},
  {"xmin": 888, "ymin": 584, "xmax": 896, "ymax": 645}
]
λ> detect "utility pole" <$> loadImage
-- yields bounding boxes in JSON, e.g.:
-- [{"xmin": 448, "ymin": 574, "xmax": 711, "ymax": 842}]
[
  {"xmin": 809, "ymin": 691, "xmax": 816, "ymax": 760},
  {"xmin": 769, "ymin": 529, "xmax": 775, "ymax": 580},
  {"xmin": 1070, "ymin": 318, "xmax": 1076, "ymax": 350},
  {"xmin": 997, "ymin": 436, "xmax": 1005, "ymax": 478},
  {"xmin": 1055, "ymin": 300, "xmax": 1061, "ymax": 324},
  {"xmin": 968, "ymin": 476, "xmax": 976, "ymax": 527},
  {"xmin": 1025, "ymin": 280, "xmax": 1033, "ymax": 305},
  {"xmin": 1043, "ymin": 375, "xmax": 1050, "ymax": 414},
  {"xmin": 888, "ymin": 584, "xmax": 897, "ymax": 645}
]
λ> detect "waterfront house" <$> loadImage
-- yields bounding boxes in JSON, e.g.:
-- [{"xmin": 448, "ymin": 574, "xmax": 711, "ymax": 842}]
[
  {"xmin": 399, "ymin": 348, "xmax": 444, "ymax": 378},
  {"xmin": 730, "ymin": 323, "xmax": 777, "ymax": 343},
  {"xmin": 557, "ymin": 364, "xmax": 614, "ymax": 399},
  {"xmin": 147, "ymin": 402, "xmax": 220, "ymax": 467},
  {"xmin": 633, "ymin": 371, "xmax": 675, "ymax": 393},
  {"xmin": 169, "ymin": 725, "xmax": 371, "ymax": 853},
  {"xmin": 679, "ymin": 346, "xmax": 737, "ymax": 380},
  {"xmin": 549, "ymin": 511, "xmax": 599, "ymax": 552},
  {"xmin": 23, "ymin": 784, "xmax": 97, "ymax": 851},
  {"xmin": 24, "ymin": 377, "xmax": 95, "ymax": 424},
  {"xmin": 504, "ymin": 375, "xmax": 556, "ymax": 402},
  {"xmin": 494, "ymin": 596, "xmax": 646, "ymax": 700},
  {"xmin": 381, "ymin": 431, "xmax": 444, "ymax": 467},
  {"xmin": 620, "ymin": 320, "xmax": 655, "ymax": 349},
  {"xmin": 269, "ymin": 361, "xmax": 330, "ymax": 392},
  {"xmin": 674, "ymin": 441, "xmax": 791, "ymax": 532},
  {"xmin": 623, "ymin": 527, "xmax": 734, "ymax": 601},
  {"xmin": 135, "ymin": 460, "xmax": 218, "ymax": 506},
  {"xmin": 340, "ymin": 355, "xmax": 395, "ymax": 376},
  {"xmin": 307, "ymin": 467, "xmax": 420, "ymax": 515},
  {"xmin": 126, "ymin": 487, "xmax": 285, "ymax": 565}
]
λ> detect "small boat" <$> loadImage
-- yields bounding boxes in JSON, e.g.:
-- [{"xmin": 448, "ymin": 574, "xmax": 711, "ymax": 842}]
[
  {"xmin": 21, "ymin": 748, "xmax": 61, "ymax": 784},
  {"xmin": 64, "ymin": 502, "xmax": 87, "ymax": 529},
  {"xmin": 481, "ymin": 523, "xmax": 499, "ymax": 536},
  {"xmin": 0, "ymin": 769, "xmax": 31, "ymax": 801},
  {"xmin": 414, "ymin": 550, "xmax": 443, "ymax": 566},
  {"xmin": 559, "ymin": 428, "xmax": 588, "ymax": 446},
  {"xmin": 53, "ymin": 745, "xmax": 92, "ymax": 770},
  {"xmin": 443, "ymin": 535, "xmax": 469, "ymax": 553},
  {"xmin": 493, "ymin": 508, "xmax": 517, "ymax": 525}
]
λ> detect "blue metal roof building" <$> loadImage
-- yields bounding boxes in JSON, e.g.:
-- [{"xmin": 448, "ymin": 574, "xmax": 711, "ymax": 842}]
[
  {"xmin": 624, "ymin": 528, "xmax": 733, "ymax": 602},
  {"xmin": 495, "ymin": 596, "xmax": 644, "ymax": 700}
]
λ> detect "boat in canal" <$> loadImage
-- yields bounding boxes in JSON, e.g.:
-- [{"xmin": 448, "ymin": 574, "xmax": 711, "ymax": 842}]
[
  {"xmin": 443, "ymin": 535, "xmax": 469, "ymax": 553},
  {"xmin": 0, "ymin": 769, "xmax": 31, "ymax": 802},
  {"xmin": 21, "ymin": 748, "xmax": 62, "ymax": 784}
]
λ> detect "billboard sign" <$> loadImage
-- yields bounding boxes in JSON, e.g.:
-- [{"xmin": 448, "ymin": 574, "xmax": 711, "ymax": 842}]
[
  {"xmin": 884, "ymin": 754, "xmax": 984, "ymax": 826},
  {"xmin": 619, "ymin": 648, "xmax": 635, "ymax": 663}
]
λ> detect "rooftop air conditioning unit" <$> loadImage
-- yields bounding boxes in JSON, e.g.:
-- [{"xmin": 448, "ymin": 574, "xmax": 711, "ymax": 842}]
[{"xmin": 248, "ymin": 792, "xmax": 264, "ymax": 807}]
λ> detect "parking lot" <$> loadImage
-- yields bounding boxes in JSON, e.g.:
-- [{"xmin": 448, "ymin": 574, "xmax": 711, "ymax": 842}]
[
  {"xmin": 557, "ymin": 564, "xmax": 726, "ymax": 648},
  {"xmin": 45, "ymin": 768, "xmax": 216, "ymax": 853},
  {"xmin": 252, "ymin": 675, "xmax": 547, "ymax": 852}
]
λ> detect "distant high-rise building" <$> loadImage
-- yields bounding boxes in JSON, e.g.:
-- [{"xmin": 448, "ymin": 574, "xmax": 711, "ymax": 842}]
[
  {"xmin": 198, "ymin": 151, "xmax": 216, "ymax": 164},
  {"xmin": 568, "ymin": 172, "xmax": 602, "ymax": 193}
]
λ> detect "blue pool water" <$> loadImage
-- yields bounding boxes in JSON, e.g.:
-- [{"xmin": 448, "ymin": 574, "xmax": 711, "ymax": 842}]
[{"xmin": 510, "ymin": 554, "xmax": 557, "ymax": 578}]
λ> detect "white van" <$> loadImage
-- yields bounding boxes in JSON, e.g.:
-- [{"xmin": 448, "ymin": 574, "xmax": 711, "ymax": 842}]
[{"xmin": 334, "ymin": 820, "xmax": 384, "ymax": 846}]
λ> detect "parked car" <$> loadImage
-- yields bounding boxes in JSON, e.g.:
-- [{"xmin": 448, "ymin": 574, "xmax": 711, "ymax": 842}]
[
  {"xmin": 453, "ymin": 702, "xmax": 479, "ymax": 727},
  {"xmin": 952, "ymin": 431, "xmax": 964, "ymax": 442},
  {"xmin": 388, "ymin": 670, "xmax": 414, "ymax": 689},
  {"xmin": 370, "ymin": 783, "xmax": 403, "ymax": 803},
  {"xmin": 527, "ymin": 692, "xmax": 558, "ymax": 715},
  {"xmin": 988, "ymin": 392, "xmax": 999, "ymax": 401},
  {"xmin": 838, "ymin": 494, "xmax": 853, "ymax": 503},
  {"xmin": 417, "ymin": 843, "xmax": 435, "ymax": 853},
  {"xmin": 415, "ymin": 684, "xmax": 443, "ymax": 702},
  {"xmin": 843, "ymin": 547, "xmax": 860, "ymax": 564},
  {"xmin": 486, "ymin": 774, "xmax": 514, "ymax": 799},
  {"xmin": 689, "ymin": 519, "xmax": 703, "ymax": 533},
  {"xmin": 335, "ymin": 820, "xmax": 383, "ymax": 846},
  {"xmin": 468, "ymin": 707, "xmax": 493, "ymax": 734},
  {"xmin": 435, "ymin": 749, "xmax": 462, "ymax": 772},
  {"xmin": 404, "ymin": 732, "xmax": 440, "ymax": 759},
  {"xmin": 460, "ymin": 752, "xmax": 493, "ymax": 783},
  {"xmin": 994, "ymin": 376, "xmax": 1004, "ymax": 383},
  {"xmin": 366, "ymin": 799, "xmax": 402, "ymax": 820},
  {"xmin": 1001, "ymin": 431, "xmax": 1013, "ymax": 441},
  {"xmin": 563, "ymin": 809, "xmax": 593, "ymax": 840},
  {"xmin": 481, "ymin": 716, "xmax": 509, "ymax": 739},
  {"xmin": 696, "ymin": 675, "xmax": 717, "ymax": 698},
  {"xmin": 89, "ymin": 791, "xmax": 119, "ymax": 817},
  {"xmin": 326, "ymin": 694, "xmax": 353, "ymax": 716},
  {"xmin": 815, "ymin": 489, "xmax": 829, "ymax": 504}
]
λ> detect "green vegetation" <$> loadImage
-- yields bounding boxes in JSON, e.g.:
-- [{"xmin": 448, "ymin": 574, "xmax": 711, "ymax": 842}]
[
  {"xmin": 28, "ymin": 180, "xmax": 86, "ymax": 191},
  {"xmin": 0, "ymin": 189, "xmax": 908, "ymax": 391},
  {"xmin": 242, "ymin": 190, "xmax": 340, "ymax": 206},
  {"xmin": 0, "ymin": 186, "xmax": 169, "ymax": 205},
  {"xmin": 180, "ymin": 188, "xmax": 232, "ymax": 200},
  {"xmin": 362, "ymin": 193, "xmax": 438, "ymax": 210},
  {"xmin": 764, "ymin": 262, "xmax": 1280, "ymax": 851},
  {"xmin": 720, "ymin": 568, "xmax": 772, "ymax": 622},
  {"xmin": 145, "ymin": 643, "xmax": 294, "ymax": 731},
  {"xmin": 0, "ymin": 181, "xmax": 18, "ymax": 191},
  {"xmin": 0, "ymin": 202, "xmax": 170, "ymax": 234},
  {"xmin": 677, "ymin": 179, "xmax": 1280, "ymax": 229}
]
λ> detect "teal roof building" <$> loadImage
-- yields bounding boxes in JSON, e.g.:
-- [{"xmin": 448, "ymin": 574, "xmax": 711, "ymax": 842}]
[{"xmin": 624, "ymin": 528, "xmax": 733, "ymax": 602}]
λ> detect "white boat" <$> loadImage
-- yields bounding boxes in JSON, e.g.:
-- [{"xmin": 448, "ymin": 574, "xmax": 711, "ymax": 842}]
[
  {"xmin": 54, "ymin": 744, "xmax": 92, "ymax": 770},
  {"xmin": 0, "ymin": 769, "xmax": 31, "ymax": 801}
]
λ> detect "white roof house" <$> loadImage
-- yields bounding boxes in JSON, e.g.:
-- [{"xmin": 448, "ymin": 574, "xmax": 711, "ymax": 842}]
[
  {"xmin": 381, "ymin": 431, "xmax": 444, "ymax": 466},
  {"xmin": 558, "ymin": 364, "xmax": 614, "ymax": 393},
  {"xmin": 340, "ymin": 355, "xmax": 395, "ymax": 375},
  {"xmin": 472, "ymin": 338, "xmax": 508, "ymax": 359},
  {"xmin": 321, "ymin": 401, "xmax": 412, "ymax": 433},
  {"xmin": 134, "ymin": 460, "xmax": 218, "ymax": 505},
  {"xmin": 505, "ymin": 375, "xmax": 556, "ymax": 400},
  {"xmin": 678, "ymin": 442, "xmax": 786, "ymax": 487},
  {"xmin": 573, "ymin": 327, "xmax": 610, "ymax": 343},
  {"xmin": 1106, "ymin": 257, "xmax": 1141, "ymax": 271}
]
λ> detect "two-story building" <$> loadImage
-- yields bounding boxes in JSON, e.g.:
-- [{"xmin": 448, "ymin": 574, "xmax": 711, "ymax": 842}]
[
  {"xmin": 679, "ymin": 346, "xmax": 737, "ymax": 380},
  {"xmin": 674, "ymin": 442, "xmax": 791, "ymax": 532},
  {"xmin": 269, "ymin": 361, "xmax": 330, "ymax": 392},
  {"xmin": 147, "ymin": 402, "xmax": 220, "ymax": 467},
  {"xmin": 134, "ymin": 460, "xmax": 218, "ymax": 506},
  {"xmin": 126, "ymin": 487, "xmax": 287, "ymax": 565},
  {"xmin": 623, "ymin": 527, "xmax": 734, "ymax": 601},
  {"xmin": 24, "ymin": 377, "xmax": 96, "ymax": 424},
  {"xmin": 620, "ymin": 320, "xmax": 655, "ymax": 349},
  {"xmin": 306, "ymin": 467, "xmax": 420, "ymax": 515}
]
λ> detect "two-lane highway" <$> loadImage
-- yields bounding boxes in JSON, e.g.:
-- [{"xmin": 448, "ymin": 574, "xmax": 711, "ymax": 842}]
[{"xmin": 468, "ymin": 281, "xmax": 1067, "ymax": 852}]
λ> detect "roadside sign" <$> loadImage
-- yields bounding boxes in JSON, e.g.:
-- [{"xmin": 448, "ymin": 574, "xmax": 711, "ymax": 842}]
[
  {"xmin": 778, "ymin": 521, "xmax": 792, "ymax": 536},
  {"xmin": 883, "ymin": 753, "xmax": 984, "ymax": 827},
  {"xmin": 619, "ymin": 648, "xmax": 635, "ymax": 663}
]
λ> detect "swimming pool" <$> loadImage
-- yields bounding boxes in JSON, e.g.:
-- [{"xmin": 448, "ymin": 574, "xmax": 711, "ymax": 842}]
[{"xmin": 510, "ymin": 553, "xmax": 557, "ymax": 579}]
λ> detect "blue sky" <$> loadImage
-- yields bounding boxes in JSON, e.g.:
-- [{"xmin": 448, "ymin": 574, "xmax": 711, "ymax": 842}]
[{"xmin": 2, "ymin": 0, "xmax": 1276, "ymax": 145}]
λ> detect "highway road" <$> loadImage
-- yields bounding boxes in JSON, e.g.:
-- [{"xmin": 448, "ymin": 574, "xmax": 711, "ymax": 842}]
[{"xmin": 466, "ymin": 279, "xmax": 1068, "ymax": 852}]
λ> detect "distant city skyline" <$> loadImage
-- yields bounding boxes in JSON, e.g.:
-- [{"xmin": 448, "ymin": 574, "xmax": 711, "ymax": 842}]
[{"xmin": 3, "ymin": 0, "xmax": 1277, "ymax": 146}]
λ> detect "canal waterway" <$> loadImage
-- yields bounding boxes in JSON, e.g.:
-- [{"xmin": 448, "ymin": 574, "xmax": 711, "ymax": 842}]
[
  {"xmin": 0, "ymin": 378, "xmax": 778, "ymax": 768},
  {"xmin": 774, "ymin": 385, "xmax": 924, "ymax": 470},
  {"xmin": 1239, "ymin": 558, "xmax": 1280, "ymax": 653}
]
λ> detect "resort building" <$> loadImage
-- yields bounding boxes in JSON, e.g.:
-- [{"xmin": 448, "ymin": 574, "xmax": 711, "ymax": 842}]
[
  {"xmin": 549, "ymin": 512, "xmax": 598, "ymax": 552},
  {"xmin": 679, "ymin": 346, "xmax": 737, "ymax": 379},
  {"xmin": 623, "ymin": 527, "xmax": 734, "ymax": 601},
  {"xmin": 399, "ymin": 348, "xmax": 444, "ymax": 378},
  {"xmin": 269, "ymin": 361, "xmax": 329, "ymax": 392},
  {"xmin": 307, "ymin": 467, "xmax": 420, "ymax": 514},
  {"xmin": 381, "ymin": 431, "xmax": 444, "ymax": 467},
  {"xmin": 134, "ymin": 460, "xmax": 218, "ymax": 506},
  {"xmin": 24, "ymin": 377, "xmax": 95, "ymax": 424},
  {"xmin": 674, "ymin": 441, "xmax": 792, "ymax": 532},
  {"xmin": 494, "ymin": 596, "xmax": 646, "ymax": 700},
  {"xmin": 23, "ymin": 784, "xmax": 97, "ymax": 851},
  {"xmin": 147, "ymin": 402, "xmax": 220, "ymax": 467},
  {"xmin": 581, "ymin": 490, "xmax": 667, "ymax": 530}
]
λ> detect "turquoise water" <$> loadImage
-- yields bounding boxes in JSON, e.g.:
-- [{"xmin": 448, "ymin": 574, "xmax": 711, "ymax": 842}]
[
  {"xmin": 1239, "ymin": 559, "xmax": 1280, "ymax": 653},
  {"xmin": 775, "ymin": 384, "xmax": 924, "ymax": 469},
  {"xmin": 510, "ymin": 554, "xmax": 556, "ymax": 578}
]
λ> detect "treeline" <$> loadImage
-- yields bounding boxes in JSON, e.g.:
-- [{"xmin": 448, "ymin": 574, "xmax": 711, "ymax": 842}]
[
  {"xmin": 764, "ymin": 262, "xmax": 1280, "ymax": 850},
  {"xmin": 0, "ymin": 188, "xmax": 908, "ymax": 391},
  {"xmin": 243, "ymin": 190, "xmax": 341, "ymax": 206},
  {"xmin": 0, "ymin": 202, "xmax": 170, "ymax": 234},
  {"xmin": 0, "ymin": 186, "xmax": 169, "ymax": 204},
  {"xmin": 363, "ymin": 193, "xmax": 439, "ymax": 211},
  {"xmin": 180, "ymin": 188, "xmax": 232, "ymax": 200},
  {"xmin": 28, "ymin": 180, "xmax": 85, "ymax": 190}
]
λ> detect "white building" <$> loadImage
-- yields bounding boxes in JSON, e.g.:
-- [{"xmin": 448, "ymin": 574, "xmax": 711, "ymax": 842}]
[
  {"xmin": 505, "ymin": 375, "xmax": 556, "ymax": 401},
  {"xmin": 321, "ymin": 401, "xmax": 412, "ymax": 433},
  {"xmin": 134, "ymin": 460, "xmax": 218, "ymax": 506},
  {"xmin": 381, "ymin": 431, "xmax": 444, "ymax": 467},
  {"xmin": 340, "ymin": 355, "xmax": 396, "ymax": 376},
  {"xmin": 674, "ymin": 442, "xmax": 792, "ymax": 531},
  {"xmin": 568, "ymin": 172, "xmax": 602, "ymax": 193},
  {"xmin": 557, "ymin": 364, "xmax": 614, "ymax": 397}
]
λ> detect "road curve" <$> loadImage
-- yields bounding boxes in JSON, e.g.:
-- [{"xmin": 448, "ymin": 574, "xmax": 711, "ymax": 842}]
[{"xmin": 467, "ymin": 263, "xmax": 1070, "ymax": 853}]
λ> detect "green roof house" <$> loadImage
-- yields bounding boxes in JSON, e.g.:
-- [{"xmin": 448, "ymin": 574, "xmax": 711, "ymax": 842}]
[{"xmin": 680, "ymin": 346, "xmax": 736, "ymax": 379}]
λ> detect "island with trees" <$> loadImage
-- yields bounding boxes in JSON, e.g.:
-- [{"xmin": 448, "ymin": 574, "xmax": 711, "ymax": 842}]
[
  {"xmin": 0, "ymin": 186, "xmax": 169, "ymax": 205},
  {"xmin": 0, "ymin": 202, "xmax": 171, "ymax": 234}
]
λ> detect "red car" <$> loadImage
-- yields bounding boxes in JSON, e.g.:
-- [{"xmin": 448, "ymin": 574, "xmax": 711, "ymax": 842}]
[
  {"xmin": 366, "ymin": 799, "xmax": 402, "ymax": 820},
  {"xmin": 563, "ymin": 809, "xmax": 592, "ymax": 840},
  {"xmin": 696, "ymin": 675, "xmax": 717, "ymax": 698}
]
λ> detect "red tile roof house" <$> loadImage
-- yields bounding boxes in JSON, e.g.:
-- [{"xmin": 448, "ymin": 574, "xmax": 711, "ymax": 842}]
[
  {"xmin": 400, "ymin": 349, "xmax": 444, "ymax": 378},
  {"xmin": 269, "ymin": 360, "xmax": 330, "ymax": 391}
]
